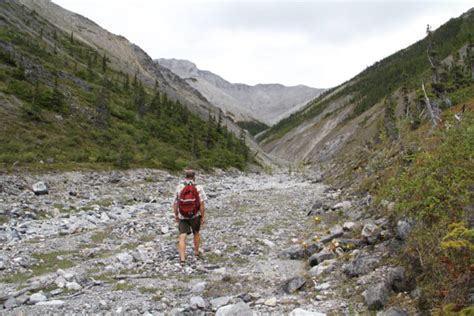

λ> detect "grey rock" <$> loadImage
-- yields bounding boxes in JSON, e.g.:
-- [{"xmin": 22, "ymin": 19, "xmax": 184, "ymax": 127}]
[
  {"xmin": 342, "ymin": 222, "xmax": 356, "ymax": 231},
  {"xmin": 289, "ymin": 308, "xmax": 326, "ymax": 316},
  {"xmin": 32, "ymin": 181, "xmax": 48, "ymax": 195},
  {"xmin": 36, "ymin": 300, "xmax": 65, "ymax": 306},
  {"xmin": 161, "ymin": 226, "xmax": 170, "ymax": 234},
  {"xmin": 309, "ymin": 249, "xmax": 334, "ymax": 267},
  {"xmin": 191, "ymin": 281, "xmax": 207, "ymax": 293},
  {"xmin": 4, "ymin": 297, "xmax": 20, "ymax": 309},
  {"xmin": 66, "ymin": 281, "xmax": 82, "ymax": 291},
  {"xmin": 264, "ymin": 297, "xmax": 277, "ymax": 306},
  {"xmin": 309, "ymin": 259, "xmax": 336, "ymax": 276},
  {"xmin": 361, "ymin": 223, "xmax": 381, "ymax": 243},
  {"xmin": 216, "ymin": 302, "xmax": 252, "ymax": 316},
  {"xmin": 396, "ymin": 218, "xmax": 415, "ymax": 241},
  {"xmin": 363, "ymin": 282, "xmax": 392, "ymax": 310},
  {"xmin": 282, "ymin": 276, "xmax": 306, "ymax": 294},
  {"xmin": 50, "ymin": 289, "xmax": 64, "ymax": 296},
  {"xmin": 332, "ymin": 201, "xmax": 351, "ymax": 210},
  {"xmin": 0, "ymin": 261, "xmax": 5, "ymax": 270},
  {"xmin": 62, "ymin": 272, "xmax": 74, "ymax": 281},
  {"xmin": 116, "ymin": 252, "xmax": 134, "ymax": 265},
  {"xmin": 320, "ymin": 225, "xmax": 344, "ymax": 243},
  {"xmin": 315, "ymin": 281, "xmax": 331, "ymax": 291},
  {"xmin": 377, "ymin": 307, "xmax": 409, "ymax": 316},
  {"xmin": 54, "ymin": 276, "xmax": 66, "ymax": 288},
  {"xmin": 343, "ymin": 253, "xmax": 379, "ymax": 277},
  {"xmin": 278, "ymin": 245, "xmax": 306, "ymax": 259},
  {"xmin": 29, "ymin": 292, "xmax": 47, "ymax": 304},
  {"xmin": 388, "ymin": 266, "xmax": 410, "ymax": 292},
  {"xmin": 190, "ymin": 296, "xmax": 206, "ymax": 309},
  {"xmin": 210, "ymin": 296, "xmax": 231, "ymax": 310}
]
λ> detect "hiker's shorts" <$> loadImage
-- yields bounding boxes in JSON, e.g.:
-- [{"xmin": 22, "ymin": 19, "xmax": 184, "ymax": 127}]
[{"xmin": 178, "ymin": 216, "xmax": 201, "ymax": 235}]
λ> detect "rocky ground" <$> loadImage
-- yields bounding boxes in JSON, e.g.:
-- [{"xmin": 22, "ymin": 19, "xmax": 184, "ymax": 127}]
[{"xmin": 0, "ymin": 169, "xmax": 416, "ymax": 315}]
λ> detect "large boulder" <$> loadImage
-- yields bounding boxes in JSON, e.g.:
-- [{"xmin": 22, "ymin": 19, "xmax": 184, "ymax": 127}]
[
  {"xmin": 32, "ymin": 182, "xmax": 48, "ymax": 195},
  {"xmin": 343, "ymin": 253, "xmax": 379, "ymax": 277},
  {"xmin": 363, "ymin": 282, "xmax": 392, "ymax": 310},
  {"xmin": 387, "ymin": 266, "xmax": 411, "ymax": 292},
  {"xmin": 216, "ymin": 302, "xmax": 252, "ymax": 316}
]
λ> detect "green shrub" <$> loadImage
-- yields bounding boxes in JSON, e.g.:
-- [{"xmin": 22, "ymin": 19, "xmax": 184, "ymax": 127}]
[{"xmin": 380, "ymin": 113, "xmax": 474, "ymax": 310}]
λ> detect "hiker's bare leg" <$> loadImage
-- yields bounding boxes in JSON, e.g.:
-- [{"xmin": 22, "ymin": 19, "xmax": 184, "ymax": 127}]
[
  {"xmin": 179, "ymin": 233, "xmax": 187, "ymax": 262},
  {"xmin": 193, "ymin": 232, "xmax": 200, "ymax": 255}
]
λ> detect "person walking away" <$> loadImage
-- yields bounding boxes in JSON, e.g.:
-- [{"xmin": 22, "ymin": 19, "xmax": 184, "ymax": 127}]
[{"xmin": 173, "ymin": 170, "xmax": 207, "ymax": 264}]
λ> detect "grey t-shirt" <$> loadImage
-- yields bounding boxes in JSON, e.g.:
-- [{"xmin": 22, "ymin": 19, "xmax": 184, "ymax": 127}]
[{"xmin": 174, "ymin": 180, "xmax": 207, "ymax": 219}]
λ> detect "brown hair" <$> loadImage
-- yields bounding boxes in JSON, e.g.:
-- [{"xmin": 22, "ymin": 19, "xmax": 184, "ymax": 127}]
[{"xmin": 185, "ymin": 169, "xmax": 196, "ymax": 179}]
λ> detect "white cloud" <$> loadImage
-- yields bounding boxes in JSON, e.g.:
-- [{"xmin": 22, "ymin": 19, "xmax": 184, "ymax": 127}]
[{"xmin": 53, "ymin": 0, "xmax": 473, "ymax": 87}]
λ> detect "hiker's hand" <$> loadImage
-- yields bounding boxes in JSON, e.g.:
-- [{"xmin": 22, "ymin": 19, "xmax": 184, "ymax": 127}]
[
  {"xmin": 175, "ymin": 215, "xmax": 179, "ymax": 223},
  {"xmin": 200, "ymin": 217, "xmax": 205, "ymax": 226}
]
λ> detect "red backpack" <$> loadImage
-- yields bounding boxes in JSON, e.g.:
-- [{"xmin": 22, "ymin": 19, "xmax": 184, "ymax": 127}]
[{"xmin": 178, "ymin": 182, "xmax": 200, "ymax": 218}]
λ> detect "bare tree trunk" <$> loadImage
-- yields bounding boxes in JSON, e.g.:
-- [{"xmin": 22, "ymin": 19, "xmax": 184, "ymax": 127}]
[{"xmin": 421, "ymin": 80, "xmax": 438, "ymax": 128}]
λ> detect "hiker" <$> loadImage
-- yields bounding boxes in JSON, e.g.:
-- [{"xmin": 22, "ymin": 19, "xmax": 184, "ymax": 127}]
[{"xmin": 173, "ymin": 169, "xmax": 207, "ymax": 264}]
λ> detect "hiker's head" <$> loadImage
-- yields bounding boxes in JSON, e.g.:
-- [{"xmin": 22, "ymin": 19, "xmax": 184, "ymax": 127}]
[{"xmin": 185, "ymin": 169, "xmax": 196, "ymax": 180}]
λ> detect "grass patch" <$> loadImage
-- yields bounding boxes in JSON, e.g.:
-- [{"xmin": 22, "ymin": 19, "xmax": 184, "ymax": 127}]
[
  {"xmin": 90, "ymin": 227, "xmax": 113, "ymax": 243},
  {"xmin": 139, "ymin": 234, "xmax": 155, "ymax": 243},
  {"xmin": 0, "ymin": 271, "xmax": 31, "ymax": 284},
  {"xmin": 138, "ymin": 286, "xmax": 157, "ymax": 294},
  {"xmin": 31, "ymin": 251, "xmax": 75, "ymax": 276},
  {"xmin": 112, "ymin": 281, "xmax": 135, "ymax": 291},
  {"xmin": 0, "ymin": 215, "xmax": 8, "ymax": 224},
  {"xmin": 205, "ymin": 252, "xmax": 226, "ymax": 264}
]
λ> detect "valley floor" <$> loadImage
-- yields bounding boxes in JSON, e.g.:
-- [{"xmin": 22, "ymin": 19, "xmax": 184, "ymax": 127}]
[{"xmin": 0, "ymin": 169, "xmax": 410, "ymax": 315}]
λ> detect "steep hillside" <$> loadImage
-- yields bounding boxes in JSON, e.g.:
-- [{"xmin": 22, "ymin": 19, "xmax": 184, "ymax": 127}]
[
  {"xmin": 260, "ymin": 9, "xmax": 474, "ymax": 170},
  {"xmin": 14, "ymin": 0, "xmax": 273, "ymax": 167},
  {"xmin": 0, "ymin": 0, "xmax": 252, "ymax": 171},
  {"xmin": 256, "ymin": 8, "xmax": 474, "ymax": 313},
  {"xmin": 157, "ymin": 58, "xmax": 324, "ymax": 129}
]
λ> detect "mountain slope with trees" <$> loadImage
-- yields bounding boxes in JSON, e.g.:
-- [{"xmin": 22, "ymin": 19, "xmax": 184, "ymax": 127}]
[{"xmin": 0, "ymin": 0, "xmax": 251, "ymax": 171}]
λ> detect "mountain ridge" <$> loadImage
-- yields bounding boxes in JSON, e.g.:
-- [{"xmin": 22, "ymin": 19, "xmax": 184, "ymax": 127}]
[{"xmin": 157, "ymin": 58, "xmax": 324, "ymax": 126}]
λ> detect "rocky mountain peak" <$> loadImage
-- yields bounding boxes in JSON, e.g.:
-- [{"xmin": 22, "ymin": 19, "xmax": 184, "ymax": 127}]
[{"xmin": 157, "ymin": 58, "xmax": 325, "ymax": 126}]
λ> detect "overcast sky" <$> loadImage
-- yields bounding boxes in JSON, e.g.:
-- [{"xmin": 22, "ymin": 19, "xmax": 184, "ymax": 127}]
[{"xmin": 52, "ymin": 1, "xmax": 472, "ymax": 88}]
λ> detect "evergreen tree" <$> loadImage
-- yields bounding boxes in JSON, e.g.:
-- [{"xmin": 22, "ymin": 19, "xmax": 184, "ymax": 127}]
[
  {"xmin": 217, "ymin": 109, "xmax": 223, "ymax": 134},
  {"xmin": 123, "ymin": 73, "xmax": 130, "ymax": 91},
  {"xmin": 70, "ymin": 31, "xmax": 74, "ymax": 44},
  {"xmin": 239, "ymin": 129, "xmax": 249, "ymax": 161},
  {"xmin": 383, "ymin": 95, "xmax": 398, "ymax": 141},
  {"xmin": 134, "ymin": 81, "xmax": 147, "ymax": 119},
  {"xmin": 87, "ymin": 54, "xmax": 94, "ymax": 79},
  {"xmin": 50, "ymin": 77, "xmax": 65, "ymax": 112},
  {"xmin": 102, "ymin": 54, "xmax": 108, "ymax": 73},
  {"xmin": 149, "ymin": 89, "xmax": 161, "ymax": 117},
  {"xmin": 95, "ymin": 87, "xmax": 110, "ymax": 128}
]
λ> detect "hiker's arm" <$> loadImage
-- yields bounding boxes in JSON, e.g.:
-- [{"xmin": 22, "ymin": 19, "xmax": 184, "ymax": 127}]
[
  {"xmin": 173, "ymin": 200, "xmax": 179, "ymax": 222},
  {"xmin": 200, "ymin": 202, "xmax": 205, "ymax": 225}
]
